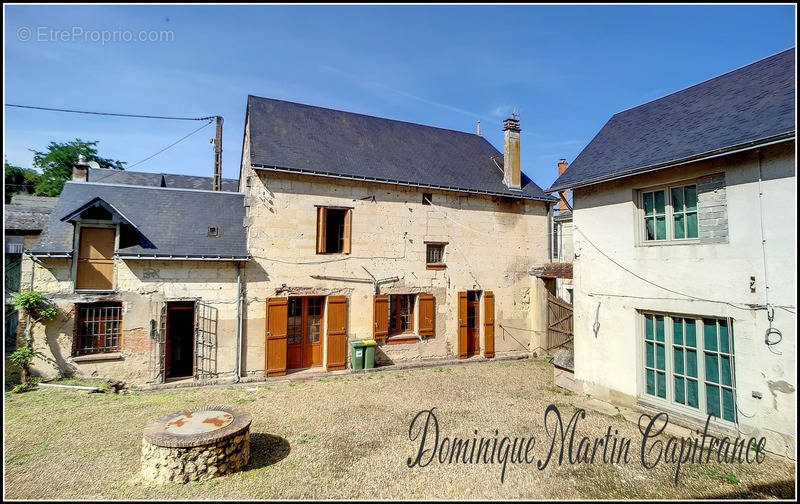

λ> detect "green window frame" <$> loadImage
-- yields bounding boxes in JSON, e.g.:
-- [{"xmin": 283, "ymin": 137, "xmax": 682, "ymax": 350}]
[
  {"xmin": 643, "ymin": 190, "xmax": 667, "ymax": 241},
  {"xmin": 640, "ymin": 183, "xmax": 699, "ymax": 243},
  {"xmin": 643, "ymin": 313, "xmax": 667, "ymax": 398},
  {"xmin": 641, "ymin": 312, "xmax": 736, "ymax": 423}
]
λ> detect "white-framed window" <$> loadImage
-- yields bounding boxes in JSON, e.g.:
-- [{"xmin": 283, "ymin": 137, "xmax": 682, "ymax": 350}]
[
  {"xmin": 641, "ymin": 311, "xmax": 736, "ymax": 423},
  {"xmin": 639, "ymin": 183, "xmax": 698, "ymax": 244}
]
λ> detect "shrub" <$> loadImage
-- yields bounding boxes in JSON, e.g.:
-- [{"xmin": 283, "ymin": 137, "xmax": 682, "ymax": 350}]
[
  {"xmin": 11, "ymin": 377, "xmax": 41, "ymax": 394},
  {"xmin": 13, "ymin": 291, "xmax": 60, "ymax": 322}
]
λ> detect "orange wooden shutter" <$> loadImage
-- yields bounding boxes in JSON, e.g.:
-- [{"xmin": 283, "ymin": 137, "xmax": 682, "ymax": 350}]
[
  {"xmin": 266, "ymin": 297, "xmax": 288, "ymax": 376},
  {"xmin": 76, "ymin": 227, "xmax": 115, "ymax": 290},
  {"xmin": 373, "ymin": 295, "xmax": 389, "ymax": 339},
  {"xmin": 484, "ymin": 291, "xmax": 495, "ymax": 358},
  {"xmin": 458, "ymin": 291, "xmax": 468, "ymax": 359},
  {"xmin": 316, "ymin": 207, "xmax": 326, "ymax": 253},
  {"xmin": 326, "ymin": 296, "xmax": 348, "ymax": 370},
  {"xmin": 342, "ymin": 209, "xmax": 352, "ymax": 254},
  {"xmin": 418, "ymin": 294, "xmax": 435, "ymax": 337}
]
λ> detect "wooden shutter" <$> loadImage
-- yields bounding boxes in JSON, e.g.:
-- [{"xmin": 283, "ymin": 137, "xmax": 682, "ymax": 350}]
[
  {"xmin": 342, "ymin": 209, "xmax": 352, "ymax": 254},
  {"xmin": 484, "ymin": 291, "xmax": 494, "ymax": 358},
  {"xmin": 418, "ymin": 294, "xmax": 435, "ymax": 338},
  {"xmin": 266, "ymin": 297, "xmax": 288, "ymax": 376},
  {"xmin": 326, "ymin": 296, "xmax": 348, "ymax": 370},
  {"xmin": 457, "ymin": 291, "xmax": 468, "ymax": 359},
  {"xmin": 316, "ymin": 207, "xmax": 327, "ymax": 254},
  {"xmin": 373, "ymin": 295, "xmax": 389, "ymax": 339},
  {"xmin": 76, "ymin": 227, "xmax": 115, "ymax": 290}
]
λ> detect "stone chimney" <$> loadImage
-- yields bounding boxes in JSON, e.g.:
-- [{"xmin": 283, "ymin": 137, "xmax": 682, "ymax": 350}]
[
  {"xmin": 557, "ymin": 158, "xmax": 569, "ymax": 213},
  {"xmin": 502, "ymin": 117, "xmax": 521, "ymax": 189},
  {"xmin": 72, "ymin": 154, "xmax": 89, "ymax": 182}
]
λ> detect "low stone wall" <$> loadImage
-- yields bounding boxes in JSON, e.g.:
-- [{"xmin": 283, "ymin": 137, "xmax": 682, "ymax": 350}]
[
  {"xmin": 141, "ymin": 431, "xmax": 250, "ymax": 484},
  {"xmin": 141, "ymin": 406, "xmax": 252, "ymax": 484}
]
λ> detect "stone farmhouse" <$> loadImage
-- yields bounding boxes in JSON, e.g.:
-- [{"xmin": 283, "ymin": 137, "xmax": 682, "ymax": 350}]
[
  {"xmin": 548, "ymin": 48, "xmax": 796, "ymax": 457},
  {"xmin": 24, "ymin": 98, "xmax": 558, "ymax": 383}
]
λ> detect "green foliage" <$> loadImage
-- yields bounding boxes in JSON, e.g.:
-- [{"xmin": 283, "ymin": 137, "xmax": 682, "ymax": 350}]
[
  {"xmin": 12, "ymin": 291, "xmax": 59, "ymax": 322},
  {"xmin": 4, "ymin": 162, "xmax": 41, "ymax": 202},
  {"xmin": 11, "ymin": 377, "xmax": 41, "ymax": 394},
  {"xmin": 31, "ymin": 139, "xmax": 126, "ymax": 196},
  {"xmin": 8, "ymin": 343, "xmax": 42, "ymax": 370}
]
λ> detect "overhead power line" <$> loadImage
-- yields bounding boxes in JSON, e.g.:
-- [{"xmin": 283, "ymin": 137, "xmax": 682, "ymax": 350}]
[
  {"xmin": 5, "ymin": 103, "xmax": 216, "ymax": 121},
  {"xmin": 116, "ymin": 120, "xmax": 215, "ymax": 172}
]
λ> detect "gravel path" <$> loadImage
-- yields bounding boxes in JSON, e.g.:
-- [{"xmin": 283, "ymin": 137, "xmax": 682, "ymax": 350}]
[{"xmin": 4, "ymin": 358, "xmax": 795, "ymax": 499}]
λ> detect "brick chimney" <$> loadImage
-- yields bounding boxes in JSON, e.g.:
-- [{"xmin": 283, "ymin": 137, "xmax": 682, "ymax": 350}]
[
  {"xmin": 502, "ymin": 117, "xmax": 521, "ymax": 189},
  {"xmin": 72, "ymin": 154, "xmax": 89, "ymax": 182},
  {"xmin": 557, "ymin": 158, "xmax": 569, "ymax": 213}
]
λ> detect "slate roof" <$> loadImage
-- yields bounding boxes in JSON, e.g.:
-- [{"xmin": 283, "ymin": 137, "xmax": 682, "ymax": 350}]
[
  {"xmin": 4, "ymin": 195, "xmax": 58, "ymax": 232},
  {"xmin": 30, "ymin": 182, "xmax": 248, "ymax": 260},
  {"xmin": 88, "ymin": 167, "xmax": 239, "ymax": 192},
  {"xmin": 550, "ymin": 48, "xmax": 796, "ymax": 191},
  {"xmin": 247, "ymin": 95, "xmax": 554, "ymax": 201}
]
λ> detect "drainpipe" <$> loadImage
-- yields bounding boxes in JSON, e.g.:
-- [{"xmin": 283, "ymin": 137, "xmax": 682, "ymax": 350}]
[{"xmin": 234, "ymin": 263, "xmax": 242, "ymax": 383}]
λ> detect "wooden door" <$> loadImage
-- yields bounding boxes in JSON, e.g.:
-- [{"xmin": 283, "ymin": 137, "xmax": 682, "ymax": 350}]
[
  {"xmin": 305, "ymin": 297, "xmax": 323, "ymax": 368},
  {"xmin": 484, "ymin": 291, "xmax": 494, "ymax": 358},
  {"xmin": 286, "ymin": 297, "xmax": 303, "ymax": 369},
  {"xmin": 457, "ymin": 292, "xmax": 468, "ymax": 359},
  {"xmin": 266, "ymin": 297, "xmax": 288, "ymax": 376},
  {"xmin": 326, "ymin": 296, "xmax": 347, "ymax": 370},
  {"xmin": 76, "ymin": 227, "xmax": 115, "ymax": 290},
  {"xmin": 467, "ymin": 292, "xmax": 480, "ymax": 356}
]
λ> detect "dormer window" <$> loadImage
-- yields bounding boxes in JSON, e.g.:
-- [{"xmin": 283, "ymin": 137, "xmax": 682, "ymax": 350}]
[
  {"xmin": 75, "ymin": 226, "xmax": 116, "ymax": 290},
  {"xmin": 61, "ymin": 197, "xmax": 133, "ymax": 292}
]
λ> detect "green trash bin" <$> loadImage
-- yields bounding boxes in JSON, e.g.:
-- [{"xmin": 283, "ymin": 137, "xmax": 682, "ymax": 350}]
[
  {"xmin": 362, "ymin": 339, "xmax": 377, "ymax": 369},
  {"xmin": 350, "ymin": 340, "xmax": 365, "ymax": 370}
]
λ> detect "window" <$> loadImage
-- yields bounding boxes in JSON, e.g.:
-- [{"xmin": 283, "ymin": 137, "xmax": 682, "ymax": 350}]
[
  {"xmin": 641, "ymin": 184, "xmax": 698, "ymax": 242},
  {"xmin": 287, "ymin": 298, "xmax": 303, "ymax": 345},
  {"xmin": 426, "ymin": 243, "xmax": 445, "ymax": 268},
  {"xmin": 316, "ymin": 207, "xmax": 352, "ymax": 254},
  {"xmin": 641, "ymin": 312, "xmax": 736, "ymax": 423},
  {"xmin": 422, "ymin": 193, "xmax": 432, "ymax": 205},
  {"xmin": 207, "ymin": 226, "xmax": 219, "ymax": 237},
  {"xmin": 389, "ymin": 294, "xmax": 415, "ymax": 335},
  {"xmin": 307, "ymin": 297, "xmax": 323, "ymax": 344},
  {"xmin": 75, "ymin": 227, "xmax": 116, "ymax": 291},
  {"xmin": 75, "ymin": 303, "xmax": 122, "ymax": 355}
]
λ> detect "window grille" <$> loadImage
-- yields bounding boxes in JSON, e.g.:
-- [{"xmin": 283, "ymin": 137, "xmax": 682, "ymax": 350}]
[{"xmin": 76, "ymin": 303, "xmax": 122, "ymax": 355}]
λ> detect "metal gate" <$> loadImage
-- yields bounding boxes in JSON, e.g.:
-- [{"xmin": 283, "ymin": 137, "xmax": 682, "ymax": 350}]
[
  {"xmin": 546, "ymin": 293, "xmax": 573, "ymax": 349},
  {"xmin": 149, "ymin": 302, "xmax": 167, "ymax": 384},
  {"xmin": 194, "ymin": 302, "xmax": 218, "ymax": 379}
]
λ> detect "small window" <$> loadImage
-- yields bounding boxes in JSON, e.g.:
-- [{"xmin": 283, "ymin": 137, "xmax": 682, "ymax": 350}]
[
  {"xmin": 75, "ymin": 302, "xmax": 122, "ymax": 355},
  {"xmin": 389, "ymin": 294, "xmax": 415, "ymax": 335},
  {"xmin": 207, "ymin": 226, "xmax": 219, "ymax": 237},
  {"xmin": 422, "ymin": 193, "xmax": 432, "ymax": 205},
  {"xmin": 426, "ymin": 243, "xmax": 445, "ymax": 267},
  {"xmin": 316, "ymin": 207, "xmax": 352, "ymax": 254}
]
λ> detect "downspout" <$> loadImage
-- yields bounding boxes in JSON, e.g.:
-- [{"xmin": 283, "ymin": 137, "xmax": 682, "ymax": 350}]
[{"xmin": 234, "ymin": 262, "xmax": 242, "ymax": 383}]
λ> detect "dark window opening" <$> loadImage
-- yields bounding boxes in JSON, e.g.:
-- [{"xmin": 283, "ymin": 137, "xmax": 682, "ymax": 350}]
[
  {"xmin": 75, "ymin": 302, "xmax": 122, "ymax": 355},
  {"xmin": 317, "ymin": 207, "xmax": 352, "ymax": 254},
  {"xmin": 422, "ymin": 193, "xmax": 432, "ymax": 205}
]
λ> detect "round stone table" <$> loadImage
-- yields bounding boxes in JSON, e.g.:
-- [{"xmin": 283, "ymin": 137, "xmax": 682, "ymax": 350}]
[{"xmin": 141, "ymin": 406, "xmax": 252, "ymax": 484}]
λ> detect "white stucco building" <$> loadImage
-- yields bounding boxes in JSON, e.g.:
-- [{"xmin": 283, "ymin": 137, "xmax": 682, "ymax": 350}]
[{"xmin": 548, "ymin": 48, "xmax": 796, "ymax": 457}]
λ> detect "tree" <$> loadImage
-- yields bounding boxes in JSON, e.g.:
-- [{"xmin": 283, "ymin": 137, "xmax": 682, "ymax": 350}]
[
  {"xmin": 32, "ymin": 139, "xmax": 126, "ymax": 196},
  {"xmin": 4, "ymin": 161, "xmax": 41, "ymax": 203}
]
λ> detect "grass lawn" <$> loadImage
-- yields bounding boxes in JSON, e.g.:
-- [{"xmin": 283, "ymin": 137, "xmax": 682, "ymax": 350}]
[{"xmin": 3, "ymin": 358, "xmax": 795, "ymax": 499}]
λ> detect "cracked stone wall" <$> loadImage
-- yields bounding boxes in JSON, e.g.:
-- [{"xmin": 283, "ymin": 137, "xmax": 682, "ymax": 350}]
[
  {"xmin": 240, "ymin": 121, "xmax": 551, "ymax": 374},
  {"xmin": 27, "ymin": 258, "xmax": 239, "ymax": 383}
]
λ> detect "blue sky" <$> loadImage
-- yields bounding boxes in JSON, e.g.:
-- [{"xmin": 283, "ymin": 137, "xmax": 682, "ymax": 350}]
[{"xmin": 3, "ymin": 4, "xmax": 795, "ymax": 190}]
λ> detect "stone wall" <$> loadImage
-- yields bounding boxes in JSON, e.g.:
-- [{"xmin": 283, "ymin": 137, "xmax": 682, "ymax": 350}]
[
  {"xmin": 28, "ymin": 259, "xmax": 240, "ymax": 383},
  {"xmin": 140, "ymin": 431, "xmax": 250, "ymax": 484},
  {"xmin": 240, "ymin": 117, "xmax": 552, "ymax": 374}
]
